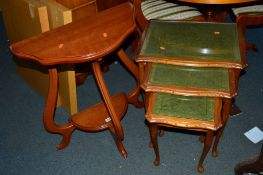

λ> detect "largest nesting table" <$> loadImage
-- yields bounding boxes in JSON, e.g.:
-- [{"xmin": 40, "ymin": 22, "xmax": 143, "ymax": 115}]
[{"xmin": 10, "ymin": 2, "xmax": 142, "ymax": 158}]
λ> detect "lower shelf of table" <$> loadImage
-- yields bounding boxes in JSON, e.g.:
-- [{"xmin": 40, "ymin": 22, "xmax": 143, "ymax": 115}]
[{"xmin": 69, "ymin": 93, "xmax": 128, "ymax": 131}]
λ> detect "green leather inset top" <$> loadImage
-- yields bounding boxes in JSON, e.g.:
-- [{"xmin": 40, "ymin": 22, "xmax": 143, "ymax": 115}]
[
  {"xmin": 140, "ymin": 21, "xmax": 241, "ymax": 62},
  {"xmin": 148, "ymin": 63, "xmax": 229, "ymax": 91},
  {"xmin": 153, "ymin": 93, "xmax": 215, "ymax": 121}
]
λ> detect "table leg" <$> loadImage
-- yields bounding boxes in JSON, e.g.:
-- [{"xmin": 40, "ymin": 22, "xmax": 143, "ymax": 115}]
[
  {"xmin": 212, "ymin": 98, "xmax": 232, "ymax": 157},
  {"xmin": 91, "ymin": 61, "xmax": 127, "ymax": 157},
  {"xmin": 202, "ymin": 4, "xmax": 228, "ymax": 22},
  {"xmin": 44, "ymin": 68, "xmax": 75, "ymax": 150},
  {"xmin": 149, "ymin": 124, "xmax": 160, "ymax": 166},
  {"xmin": 117, "ymin": 49, "xmax": 143, "ymax": 108},
  {"xmin": 230, "ymin": 100, "xmax": 242, "ymax": 116},
  {"xmin": 198, "ymin": 131, "xmax": 214, "ymax": 173},
  {"xmin": 230, "ymin": 69, "xmax": 242, "ymax": 116},
  {"xmin": 203, "ymin": 4, "xmax": 217, "ymax": 21}
]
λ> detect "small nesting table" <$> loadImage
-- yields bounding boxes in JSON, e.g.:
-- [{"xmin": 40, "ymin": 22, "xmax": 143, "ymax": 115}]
[
  {"xmin": 10, "ymin": 2, "xmax": 142, "ymax": 158},
  {"xmin": 140, "ymin": 63, "xmax": 237, "ymax": 173}
]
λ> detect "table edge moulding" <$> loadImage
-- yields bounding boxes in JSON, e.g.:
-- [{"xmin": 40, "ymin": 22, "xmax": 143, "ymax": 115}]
[
  {"xmin": 141, "ymin": 63, "xmax": 238, "ymax": 98},
  {"xmin": 136, "ymin": 20, "xmax": 246, "ymax": 70}
]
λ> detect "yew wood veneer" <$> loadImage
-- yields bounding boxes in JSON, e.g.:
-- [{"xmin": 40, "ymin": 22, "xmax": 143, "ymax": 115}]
[{"xmin": 10, "ymin": 2, "xmax": 143, "ymax": 158}]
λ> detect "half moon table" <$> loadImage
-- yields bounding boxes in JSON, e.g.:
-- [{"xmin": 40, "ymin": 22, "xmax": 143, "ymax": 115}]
[{"xmin": 10, "ymin": 2, "xmax": 142, "ymax": 158}]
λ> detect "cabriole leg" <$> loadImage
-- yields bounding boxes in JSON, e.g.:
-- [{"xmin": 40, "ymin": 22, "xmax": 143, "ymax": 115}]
[
  {"xmin": 149, "ymin": 124, "xmax": 160, "ymax": 166},
  {"xmin": 44, "ymin": 68, "xmax": 75, "ymax": 150}
]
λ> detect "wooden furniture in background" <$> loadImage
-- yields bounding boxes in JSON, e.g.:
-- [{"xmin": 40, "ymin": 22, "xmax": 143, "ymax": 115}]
[
  {"xmin": 232, "ymin": 3, "xmax": 263, "ymax": 51},
  {"xmin": 0, "ymin": 0, "xmax": 101, "ymax": 114},
  {"xmin": 96, "ymin": 0, "xmax": 127, "ymax": 11},
  {"xmin": 10, "ymin": 2, "xmax": 142, "ymax": 157},
  {"xmin": 55, "ymin": 0, "xmax": 97, "ymax": 20},
  {"xmin": 177, "ymin": 0, "xmax": 257, "ymax": 21},
  {"xmin": 133, "ymin": 0, "xmax": 204, "ymax": 31}
]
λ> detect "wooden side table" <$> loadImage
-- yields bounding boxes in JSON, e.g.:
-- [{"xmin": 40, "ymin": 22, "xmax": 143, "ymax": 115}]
[{"xmin": 10, "ymin": 2, "xmax": 142, "ymax": 158}]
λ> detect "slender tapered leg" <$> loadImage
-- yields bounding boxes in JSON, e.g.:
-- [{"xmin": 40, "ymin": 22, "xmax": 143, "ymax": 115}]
[
  {"xmin": 149, "ymin": 124, "xmax": 160, "ymax": 166},
  {"xmin": 44, "ymin": 68, "xmax": 75, "ymax": 150},
  {"xmin": 159, "ymin": 129, "xmax": 164, "ymax": 137},
  {"xmin": 212, "ymin": 98, "xmax": 232, "ymax": 157},
  {"xmin": 246, "ymin": 42, "xmax": 258, "ymax": 52},
  {"xmin": 92, "ymin": 61, "xmax": 127, "ymax": 157},
  {"xmin": 109, "ymin": 124, "xmax": 128, "ymax": 158},
  {"xmin": 199, "ymin": 134, "xmax": 205, "ymax": 143},
  {"xmin": 198, "ymin": 131, "xmax": 214, "ymax": 173},
  {"xmin": 148, "ymin": 128, "xmax": 164, "ymax": 148},
  {"xmin": 117, "ymin": 49, "xmax": 143, "ymax": 108}
]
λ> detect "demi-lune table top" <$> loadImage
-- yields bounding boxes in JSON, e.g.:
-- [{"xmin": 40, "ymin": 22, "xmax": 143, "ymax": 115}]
[{"xmin": 10, "ymin": 2, "xmax": 136, "ymax": 66}]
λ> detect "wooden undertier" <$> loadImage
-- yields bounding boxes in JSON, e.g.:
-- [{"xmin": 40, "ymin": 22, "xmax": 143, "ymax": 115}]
[{"xmin": 70, "ymin": 93, "xmax": 128, "ymax": 131}]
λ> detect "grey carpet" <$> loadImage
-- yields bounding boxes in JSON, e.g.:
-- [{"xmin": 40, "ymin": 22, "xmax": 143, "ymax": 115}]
[{"xmin": 0, "ymin": 13, "xmax": 262, "ymax": 174}]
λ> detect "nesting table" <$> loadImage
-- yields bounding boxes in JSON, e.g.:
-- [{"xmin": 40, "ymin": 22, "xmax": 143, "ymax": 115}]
[{"xmin": 136, "ymin": 20, "xmax": 245, "ymax": 172}]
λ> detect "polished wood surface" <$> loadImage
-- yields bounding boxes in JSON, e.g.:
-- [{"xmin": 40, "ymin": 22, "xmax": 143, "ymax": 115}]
[
  {"xmin": 10, "ymin": 2, "xmax": 136, "ymax": 66},
  {"xmin": 10, "ymin": 2, "xmax": 143, "ymax": 157},
  {"xmin": 177, "ymin": 0, "xmax": 257, "ymax": 4},
  {"xmin": 96, "ymin": 0, "xmax": 127, "ymax": 11}
]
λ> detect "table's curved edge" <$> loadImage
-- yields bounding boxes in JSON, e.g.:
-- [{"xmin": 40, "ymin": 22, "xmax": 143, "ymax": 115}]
[
  {"xmin": 9, "ymin": 1, "xmax": 137, "ymax": 66},
  {"xmin": 136, "ymin": 56, "xmax": 245, "ymax": 69},
  {"xmin": 10, "ymin": 23, "xmax": 136, "ymax": 66}
]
